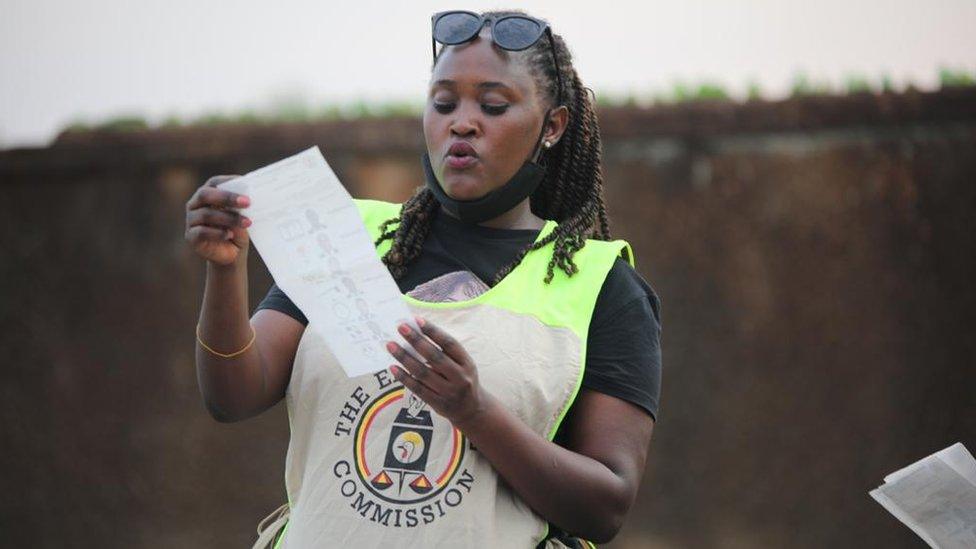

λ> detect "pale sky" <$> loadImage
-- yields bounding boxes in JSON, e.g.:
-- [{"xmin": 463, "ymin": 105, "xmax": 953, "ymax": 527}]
[{"xmin": 2, "ymin": 0, "xmax": 974, "ymax": 148}]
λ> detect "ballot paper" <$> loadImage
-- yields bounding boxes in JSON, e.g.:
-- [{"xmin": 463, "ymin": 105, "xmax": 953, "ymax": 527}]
[
  {"xmin": 870, "ymin": 442, "xmax": 976, "ymax": 548},
  {"xmin": 219, "ymin": 146, "xmax": 418, "ymax": 378}
]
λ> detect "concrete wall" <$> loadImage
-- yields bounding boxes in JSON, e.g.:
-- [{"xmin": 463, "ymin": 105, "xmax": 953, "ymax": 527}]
[{"xmin": 1, "ymin": 88, "xmax": 974, "ymax": 548}]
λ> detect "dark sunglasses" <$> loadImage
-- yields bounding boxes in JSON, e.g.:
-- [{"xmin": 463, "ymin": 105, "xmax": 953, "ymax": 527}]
[{"xmin": 431, "ymin": 10, "xmax": 563, "ymax": 107}]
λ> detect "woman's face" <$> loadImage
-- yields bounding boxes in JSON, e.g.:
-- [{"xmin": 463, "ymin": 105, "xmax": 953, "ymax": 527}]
[{"xmin": 423, "ymin": 31, "xmax": 547, "ymax": 201}]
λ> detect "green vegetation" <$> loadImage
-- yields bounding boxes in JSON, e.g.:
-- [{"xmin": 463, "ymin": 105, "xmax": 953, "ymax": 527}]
[
  {"xmin": 63, "ymin": 114, "xmax": 150, "ymax": 133},
  {"xmin": 939, "ymin": 67, "xmax": 975, "ymax": 87},
  {"xmin": 843, "ymin": 74, "xmax": 872, "ymax": 94},
  {"xmin": 59, "ymin": 67, "xmax": 975, "ymax": 134},
  {"xmin": 62, "ymin": 119, "xmax": 93, "ymax": 133},
  {"xmin": 790, "ymin": 67, "xmax": 975, "ymax": 96},
  {"xmin": 790, "ymin": 73, "xmax": 834, "ymax": 97},
  {"xmin": 593, "ymin": 91, "xmax": 638, "ymax": 108},
  {"xmin": 746, "ymin": 79, "xmax": 763, "ymax": 101},
  {"xmin": 670, "ymin": 81, "xmax": 730, "ymax": 102},
  {"xmin": 881, "ymin": 74, "xmax": 895, "ymax": 93}
]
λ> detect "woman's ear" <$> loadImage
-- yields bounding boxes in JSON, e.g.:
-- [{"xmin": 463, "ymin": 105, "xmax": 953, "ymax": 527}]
[{"xmin": 543, "ymin": 105, "xmax": 570, "ymax": 147}]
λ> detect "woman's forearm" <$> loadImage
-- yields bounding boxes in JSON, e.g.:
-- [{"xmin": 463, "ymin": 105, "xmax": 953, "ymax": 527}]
[
  {"xmin": 195, "ymin": 257, "xmax": 269, "ymax": 421},
  {"xmin": 457, "ymin": 394, "xmax": 631, "ymax": 542}
]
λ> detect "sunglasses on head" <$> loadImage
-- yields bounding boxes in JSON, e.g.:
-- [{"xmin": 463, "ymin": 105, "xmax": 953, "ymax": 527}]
[{"xmin": 430, "ymin": 10, "xmax": 563, "ymax": 107}]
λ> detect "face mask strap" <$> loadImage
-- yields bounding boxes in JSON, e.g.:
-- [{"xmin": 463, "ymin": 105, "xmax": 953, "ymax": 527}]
[{"xmin": 531, "ymin": 108, "xmax": 555, "ymax": 166}]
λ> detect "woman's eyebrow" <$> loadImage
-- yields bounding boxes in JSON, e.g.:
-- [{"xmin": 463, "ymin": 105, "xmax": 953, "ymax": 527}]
[
  {"xmin": 476, "ymin": 81, "xmax": 512, "ymax": 91},
  {"xmin": 431, "ymin": 79, "xmax": 513, "ymax": 92}
]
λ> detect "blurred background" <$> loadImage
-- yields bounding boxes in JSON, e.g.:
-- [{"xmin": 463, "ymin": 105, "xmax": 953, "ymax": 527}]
[{"xmin": 2, "ymin": 0, "xmax": 975, "ymax": 547}]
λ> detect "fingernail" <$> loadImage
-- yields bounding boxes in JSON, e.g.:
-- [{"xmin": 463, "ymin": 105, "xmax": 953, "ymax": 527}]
[
  {"xmin": 397, "ymin": 324, "xmax": 410, "ymax": 335},
  {"xmin": 390, "ymin": 365, "xmax": 400, "ymax": 377},
  {"xmin": 416, "ymin": 317, "xmax": 426, "ymax": 327},
  {"xmin": 386, "ymin": 342, "xmax": 397, "ymax": 353},
  {"xmin": 241, "ymin": 217, "xmax": 252, "ymax": 228},
  {"xmin": 237, "ymin": 196, "xmax": 250, "ymax": 207}
]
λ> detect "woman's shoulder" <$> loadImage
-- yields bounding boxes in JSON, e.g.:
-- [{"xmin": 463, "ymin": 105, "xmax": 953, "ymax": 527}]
[
  {"xmin": 582, "ymin": 236, "xmax": 634, "ymax": 267},
  {"xmin": 598, "ymin": 257, "xmax": 661, "ymax": 321}
]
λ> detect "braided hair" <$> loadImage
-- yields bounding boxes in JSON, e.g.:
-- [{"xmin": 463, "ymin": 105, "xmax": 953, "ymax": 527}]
[{"xmin": 376, "ymin": 9, "xmax": 611, "ymax": 285}]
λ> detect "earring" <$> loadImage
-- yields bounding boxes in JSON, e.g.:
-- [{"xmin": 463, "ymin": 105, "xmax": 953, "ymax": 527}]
[{"xmin": 543, "ymin": 140, "xmax": 552, "ymax": 149}]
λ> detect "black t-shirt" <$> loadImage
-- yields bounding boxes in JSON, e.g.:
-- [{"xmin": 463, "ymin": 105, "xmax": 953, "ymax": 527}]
[{"xmin": 255, "ymin": 209, "xmax": 662, "ymax": 424}]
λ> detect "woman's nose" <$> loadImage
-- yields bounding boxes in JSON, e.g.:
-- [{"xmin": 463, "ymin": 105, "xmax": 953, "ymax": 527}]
[{"xmin": 449, "ymin": 104, "xmax": 481, "ymax": 137}]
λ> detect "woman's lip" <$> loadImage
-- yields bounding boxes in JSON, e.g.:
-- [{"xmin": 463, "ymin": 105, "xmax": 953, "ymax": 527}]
[
  {"xmin": 448, "ymin": 142, "xmax": 478, "ymax": 157},
  {"xmin": 445, "ymin": 156, "xmax": 479, "ymax": 170}
]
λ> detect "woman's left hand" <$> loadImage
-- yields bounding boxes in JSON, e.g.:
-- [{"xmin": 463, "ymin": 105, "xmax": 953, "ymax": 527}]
[{"xmin": 385, "ymin": 317, "xmax": 490, "ymax": 430}]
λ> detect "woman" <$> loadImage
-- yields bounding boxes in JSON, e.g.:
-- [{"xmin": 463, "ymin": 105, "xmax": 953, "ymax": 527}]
[{"xmin": 185, "ymin": 9, "xmax": 661, "ymax": 548}]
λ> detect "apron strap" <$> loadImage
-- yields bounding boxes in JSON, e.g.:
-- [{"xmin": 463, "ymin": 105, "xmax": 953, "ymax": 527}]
[{"xmin": 252, "ymin": 503, "xmax": 289, "ymax": 549}]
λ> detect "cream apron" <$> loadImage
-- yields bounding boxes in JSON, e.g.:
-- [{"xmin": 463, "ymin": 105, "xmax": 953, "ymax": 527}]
[{"xmin": 256, "ymin": 199, "xmax": 631, "ymax": 548}]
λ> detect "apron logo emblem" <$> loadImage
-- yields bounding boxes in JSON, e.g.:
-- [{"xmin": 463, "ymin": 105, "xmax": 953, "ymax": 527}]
[{"xmin": 353, "ymin": 387, "xmax": 465, "ymax": 504}]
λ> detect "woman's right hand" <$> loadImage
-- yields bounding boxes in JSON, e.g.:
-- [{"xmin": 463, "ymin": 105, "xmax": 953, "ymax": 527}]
[{"xmin": 185, "ymin": 175, "xmax": 253, "ymax": 266}]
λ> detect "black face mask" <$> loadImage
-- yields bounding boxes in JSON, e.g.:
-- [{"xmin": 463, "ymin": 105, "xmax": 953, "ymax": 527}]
[{"xmin": 422, "ymin": 111, "xmax": 552, "ymax": 224}]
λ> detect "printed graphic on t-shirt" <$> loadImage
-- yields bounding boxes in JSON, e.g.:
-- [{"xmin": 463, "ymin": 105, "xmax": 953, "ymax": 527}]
[{"xmin": 406, "ymin": 270, "xmax": 489, "ymax": 302}]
